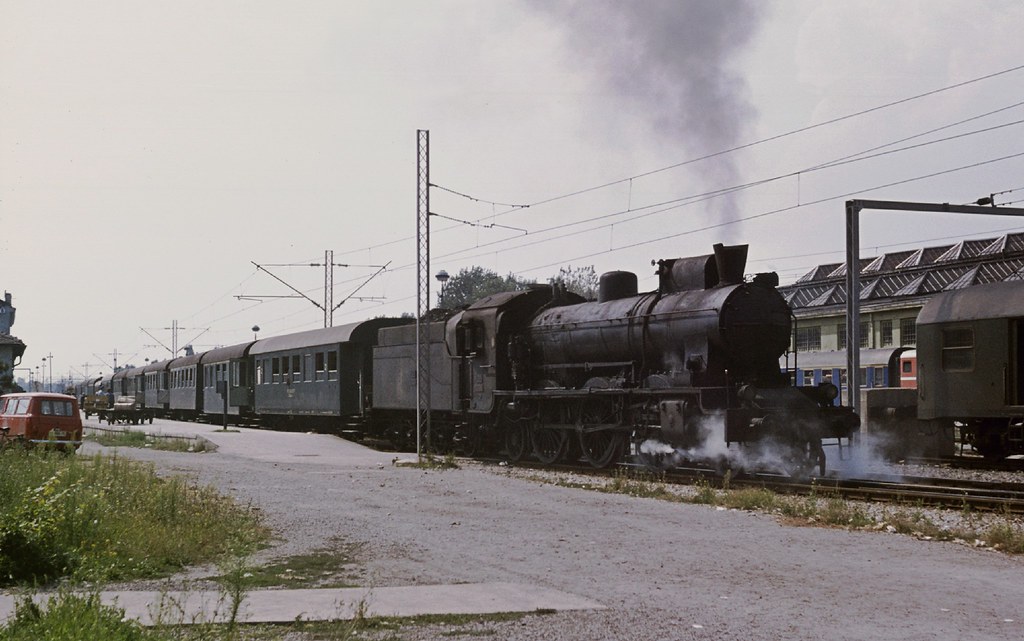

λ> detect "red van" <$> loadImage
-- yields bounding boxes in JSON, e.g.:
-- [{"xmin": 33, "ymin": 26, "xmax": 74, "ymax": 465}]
[{"xmin": 0, "ymin": 392, "xmax": 84, "ymax": 450}]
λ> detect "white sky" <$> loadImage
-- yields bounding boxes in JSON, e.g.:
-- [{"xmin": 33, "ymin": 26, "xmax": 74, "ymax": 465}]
[{"xmin": 2, "ymin": 0, "xmax": 1022, "ymax": 384}]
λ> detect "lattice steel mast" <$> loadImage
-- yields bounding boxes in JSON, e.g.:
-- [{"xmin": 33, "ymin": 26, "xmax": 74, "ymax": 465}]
[{"xmin": 416, "ymin": 130, "xmax": 431, "ymax": 458}]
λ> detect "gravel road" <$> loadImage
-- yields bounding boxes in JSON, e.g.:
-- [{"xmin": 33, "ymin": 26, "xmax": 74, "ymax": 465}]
[{"xmin": 84, "ymin": 420, "xmax": 1024, "ymax": 641}]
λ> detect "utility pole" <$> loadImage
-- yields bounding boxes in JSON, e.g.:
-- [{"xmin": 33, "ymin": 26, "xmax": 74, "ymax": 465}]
[
  {"xmin": 140, "ymin": 323, "xmax": 208, "ymax": 357},
  {"xmin": 416, "ymin": 129, "xmax": 431, "ymax": 458},
  {"xmin": 241, "ymin": 252, "xmax": 387, "ymax": 328}
]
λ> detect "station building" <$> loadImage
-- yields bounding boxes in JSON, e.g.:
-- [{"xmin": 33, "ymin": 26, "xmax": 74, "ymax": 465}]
[{"xmin": 777, "ymin": 232, "xmax": 1024, "ymax": 393}]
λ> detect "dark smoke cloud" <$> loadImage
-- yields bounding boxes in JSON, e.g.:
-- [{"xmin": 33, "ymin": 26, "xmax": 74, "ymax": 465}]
[{"xmin": 526, "ymin": 0, "xmax": 764, "ymax": 224}]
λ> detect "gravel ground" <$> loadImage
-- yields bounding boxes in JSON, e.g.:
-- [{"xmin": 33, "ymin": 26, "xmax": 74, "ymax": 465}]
[{"xmin": 80, "ymin": 421, "xmax": 1024, "ymax": 641}]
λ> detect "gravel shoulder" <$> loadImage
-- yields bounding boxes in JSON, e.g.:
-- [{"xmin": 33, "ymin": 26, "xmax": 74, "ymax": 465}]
[{"xmin": 81, "ymin": 421, "xmax": 1024, "ymax": 641}]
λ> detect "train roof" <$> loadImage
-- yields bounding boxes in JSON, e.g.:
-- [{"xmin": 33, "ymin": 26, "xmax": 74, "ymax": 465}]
[
  {"xmin": 780, "ymin": 347, "xmax": 909, "ymax": 370},
  {"xmin": 169, "ymin": 353, "xmax": 203, "ymax": 368},
  {"xmin": 143, "ymin": 359, "xmax": 171, "ymax": 373},
  {"xmin": 250, "ymin": 317, "xmax": 412, "ymax": 355},
  {"xmin": 201, "ymin": 341, "xmax": 255, "ymax": 363},
  {"xmin": 916, "ymin": 279, "xmax": 1024, "ymax": 325}
]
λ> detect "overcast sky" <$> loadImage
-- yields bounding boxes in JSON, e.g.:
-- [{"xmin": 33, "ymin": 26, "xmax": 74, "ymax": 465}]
[{"xmin": 2, "ymin": 0, "xmax": 1022, "ymax": 384}]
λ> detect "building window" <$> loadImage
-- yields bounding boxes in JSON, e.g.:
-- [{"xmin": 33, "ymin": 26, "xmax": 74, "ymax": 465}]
[
  {"xmin": 795, "ymin": 326, "xmax": 821, "ymax": 351},
  {"xmin": 941, "ymin": 328, "xmax": 974, "ymax": 371},
  {"xmin": 838, "ymin": 321, "xmax": 870, "ymax": 349},
  {"xmin": 900, "ymin": 318, "xmax": 917, "ymax": 346},
  {"xmin": 880, "ymin": 319, "xmax": 893, "ymax": 347}
]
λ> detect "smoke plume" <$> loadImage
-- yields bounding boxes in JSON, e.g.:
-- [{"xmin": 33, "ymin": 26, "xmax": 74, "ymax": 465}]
[{"xmin": 527, "ymin": 0, "xmax": 765, "ymax": 226}]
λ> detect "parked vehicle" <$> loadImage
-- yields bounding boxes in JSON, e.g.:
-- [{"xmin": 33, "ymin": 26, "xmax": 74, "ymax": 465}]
[{"xmin": 0, "ymin": 392, "xmax": 83, "ymax": 450}]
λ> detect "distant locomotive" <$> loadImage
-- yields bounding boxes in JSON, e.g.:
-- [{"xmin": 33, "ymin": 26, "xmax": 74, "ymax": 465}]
[{"xmin": 80, "ymin": 244, "xmax": 860, "ymax": 475}]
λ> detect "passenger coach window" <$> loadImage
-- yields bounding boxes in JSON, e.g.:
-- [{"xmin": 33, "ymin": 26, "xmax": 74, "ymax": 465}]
[
  {"xmin": 272, "ymin": 358, "xmax": 281, "ymax": 384},
  {"xmin": 316, "ymin": 353, "xmax": 326, "ymax": 381},
  {"xmin": 942, "ymin": 328, "xmax": 975, "ymax": 371},
  {"xmin": 327, "ymin": 351, "xmax": 338, "ymax": 381}
]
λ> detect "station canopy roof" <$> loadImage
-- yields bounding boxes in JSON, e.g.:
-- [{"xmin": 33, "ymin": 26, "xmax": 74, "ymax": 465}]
[{"xmin": 779, "ymin": 232, "xmax": 1024, "ymax": 310}]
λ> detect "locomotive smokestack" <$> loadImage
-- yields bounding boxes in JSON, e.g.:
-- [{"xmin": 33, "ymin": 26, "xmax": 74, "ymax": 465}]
[{"xmin": 713, "ymin": 243, "xmax": 748, "ymax": 286}]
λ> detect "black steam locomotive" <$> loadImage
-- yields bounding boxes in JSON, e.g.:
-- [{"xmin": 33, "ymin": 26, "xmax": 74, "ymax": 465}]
[
  {"xmin": 373, "ymin": 244, "xmax": 858, "ymax": 475},
  {"xmin": 82, "ymin": 244, "xmax": 859, "ymax": 476}
]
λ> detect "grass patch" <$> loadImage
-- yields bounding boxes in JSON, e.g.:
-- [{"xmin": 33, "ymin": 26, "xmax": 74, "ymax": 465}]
[
  {"xmin": 0, "ymin": 448, "xmax": 267, "ymax": 587},
  {"xmin": 0, "ymin": 590, "xmax": 158, "ymax": 641},
  {"xmin": 290, "ymin": 610, "xmax": 539, "ymax": 641},
  {"xmin": 220, "ymin": 542, "xmax": 364, "ymax": 590},
  {"xmin": 87, "ymin": 430, "xmax": 208, "ymax": 453},
  {"xmin": 395, "ymin": 452, "xmax": 460, "ymax": 470}
]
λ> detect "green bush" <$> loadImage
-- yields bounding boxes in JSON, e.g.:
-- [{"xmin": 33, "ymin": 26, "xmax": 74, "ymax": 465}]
[
  {"xmin": 0, "ymin": 449, "xmax": 266, "ymax": 586},
  {"xmin": 0, "ymin": 592, "xmax": 156, "ymax": 641}
]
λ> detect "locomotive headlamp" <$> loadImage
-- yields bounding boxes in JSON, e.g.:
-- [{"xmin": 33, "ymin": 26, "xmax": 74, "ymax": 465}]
[{"xmin": 818, "ymin": 382, "xmax": 840, "ymax": 402}]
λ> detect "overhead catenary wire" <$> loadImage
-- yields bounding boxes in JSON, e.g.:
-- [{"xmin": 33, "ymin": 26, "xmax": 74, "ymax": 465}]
[
  {"xmin": 183, "ymin": 66, "xmax": 1024, "ymax": 343},
  {"xmin": 320, "ymin": 151, "xmax": 1024, "ymax": 326},
  {"xmin": 332, "ymin": 64, "xmax": 1024, "ymax": 261}
]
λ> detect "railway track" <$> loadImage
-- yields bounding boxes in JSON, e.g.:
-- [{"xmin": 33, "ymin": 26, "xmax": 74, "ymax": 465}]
[
  {"xmin": 485, "ymin": 456, "xmax": 1024, "ymax": 514},
  {"xmin": 724, "ymin": 472, "xmax": 1024, "ymax": 514}
]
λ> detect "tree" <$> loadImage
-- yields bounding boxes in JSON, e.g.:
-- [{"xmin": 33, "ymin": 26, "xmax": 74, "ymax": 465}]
[
  {"xmin": 550, "ymin": 265, "xmax": 599, "ymax": 300},
  {"xmin": 0, "ymin": 362, "xmax": 23, "ymax": 394},
  {"xmin": 439, "ymin": 266, "xmax": 533, "ymax": 309}
]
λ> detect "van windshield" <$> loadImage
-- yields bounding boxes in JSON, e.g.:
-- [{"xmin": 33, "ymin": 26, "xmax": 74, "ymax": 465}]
[{"xmin": 11, "ymin": 398, "xmax": 31, "ymax": 415}]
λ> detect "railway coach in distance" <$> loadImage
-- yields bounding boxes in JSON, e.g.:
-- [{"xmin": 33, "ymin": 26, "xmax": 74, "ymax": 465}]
[
  {"xmin": 915, "ymin": 279, "xmax": 1024, "ymax": 458},
  {"xmin": 200, "ymin": 342, "xmax": 257, "ymax": 424},
  {"xmin": 250, "ymin": 318, "xmax": 411, "ymax": 430}
]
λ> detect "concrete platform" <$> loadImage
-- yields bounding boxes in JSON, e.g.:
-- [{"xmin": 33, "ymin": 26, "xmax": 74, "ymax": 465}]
[{"xmin": 0, "ymin": 583, "xmax": 605, "ymax": 626}]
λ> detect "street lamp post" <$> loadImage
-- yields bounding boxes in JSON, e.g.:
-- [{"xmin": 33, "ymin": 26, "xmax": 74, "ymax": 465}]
[
  {"xmin": 435, "ymin": 270, "xmax": 449, "ymax": 309},
  {"xmin": 42, "ymin": 353, "xmax": 53, "ymax": 393},
  {"xmin": 252, "ymin": 325, "xmax": 260, "ymax": 341}
]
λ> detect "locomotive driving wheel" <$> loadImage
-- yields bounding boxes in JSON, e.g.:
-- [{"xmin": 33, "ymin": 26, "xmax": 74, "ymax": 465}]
[
  {"xmin": 500, "ymin": 403, "xmax": 532, "ymax": 463},
  {"xmin": 531, "ymin": 426, "xmax": 569, "ymax": 464},
  {"xmin": 577, "ymin": 400, "xmax": 625, "ymax": 468},
  {"xmin": 504, "ymin": 421, "xmax": 529, "ymax": 462},
  {"xmin": 785, "ymin": 441, "xmax": 826, "ymax": 478}
]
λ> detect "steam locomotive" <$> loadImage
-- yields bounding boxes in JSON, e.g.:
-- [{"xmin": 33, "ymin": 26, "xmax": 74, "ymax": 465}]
[
  {"xmin": 374, "ymin": 243, "xmax": 858, "ymax": 475},
  {"xmin": 81, "ymin": 244, "xmax": 860, "ymax": 476}
]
